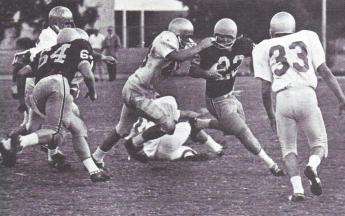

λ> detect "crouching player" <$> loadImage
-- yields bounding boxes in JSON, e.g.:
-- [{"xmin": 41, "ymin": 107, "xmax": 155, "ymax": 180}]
[{"xmin": 0, "ymin": 28, "xmax": 109, "ymax": 182}]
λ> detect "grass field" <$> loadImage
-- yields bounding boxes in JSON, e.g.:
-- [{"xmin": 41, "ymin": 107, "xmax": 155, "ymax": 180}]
[{"xmin": 1, "ymin": 77, "xmax": 345, "ymax": 216}]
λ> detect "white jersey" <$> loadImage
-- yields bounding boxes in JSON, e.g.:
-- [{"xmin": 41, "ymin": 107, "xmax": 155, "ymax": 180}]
[
  {"xmin": 127, "ymin": 31, "xmax": 180, "ymax": 90},
  {"xmin": 253, "ymin": 30, "xmax": 325, "ymax": 92},
  {"xmin": 26, "ymin": 26, "xmax": 59, "ymax": 92}
]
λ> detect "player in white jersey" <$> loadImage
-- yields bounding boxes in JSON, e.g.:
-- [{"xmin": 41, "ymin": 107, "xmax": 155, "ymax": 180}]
[
  {"xmin": 93, "ymin": 96, "xmax": 223, "ymax": 165},
  {"xmin": 92, "ymin": 18, "xmax": 215, "ymax": 165},
  {"xmin": 253, "ymin": 12, "xmax": 345, "ymax": 202}
]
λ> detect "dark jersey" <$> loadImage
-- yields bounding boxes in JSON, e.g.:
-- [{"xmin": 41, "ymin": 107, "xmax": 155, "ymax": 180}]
[
  {"xmin": 198, "ymin": 37, "xmax": 254, "ymax": 98},
  {"xmin": 30, "ymin": 39, "xmax": 93, "ymax": 84}
]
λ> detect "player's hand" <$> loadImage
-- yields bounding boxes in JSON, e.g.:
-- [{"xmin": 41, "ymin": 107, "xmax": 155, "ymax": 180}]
[
  {"xmin": 204, "ymin": 63, "xmax": 223, "ymax": 80},
  {"xmin": 338, "ymin": 101, "xmax": 345, "ymax": 115},
  {"xmin": 85, "ymin": 92, "xmax": 97, "ymax": 101},
  {"xmin": 199, "ymin": 37, "xmax": 215, "ymax": 49},
  {"xmin": 102, "ymin": 55, "xmax": 118, "ymax": 64}
]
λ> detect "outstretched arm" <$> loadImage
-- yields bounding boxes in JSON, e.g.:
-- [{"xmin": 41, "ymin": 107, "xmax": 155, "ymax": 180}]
[
  {"xmin": 317, "ymin": 63, "xmax": 345, "ymax": 114},
  {"xmin": 166, "ymin": 37, "xmax": 214, "ymax": 62}
]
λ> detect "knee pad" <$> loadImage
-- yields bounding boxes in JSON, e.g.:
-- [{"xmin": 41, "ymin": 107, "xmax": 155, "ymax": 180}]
[{"xmin": 220, "ymin": 113, "xmax": 247, "ymax": 136}]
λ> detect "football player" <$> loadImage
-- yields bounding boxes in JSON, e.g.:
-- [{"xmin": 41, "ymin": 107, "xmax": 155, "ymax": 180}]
[
  {"xmin": 253, "ymin": 12, "xmax": 345, "ymax": 201},
  {"xmin": 91, "ymin": 18, "xmax": 214, "ymax": 165},
  {"xmin": 9, "ymin": 6, "xmax": 116, "ymax": 169},
  {"xmin": 0, "ymin": 28, "xmax": 109, "ymax": 182},
  {"xmin": 189, "ymin": 18, "xmax": 285, "ymax": 177},
  {"xmin": 93, "ymin": 96, "xmax": 223, "ymax": 164}
]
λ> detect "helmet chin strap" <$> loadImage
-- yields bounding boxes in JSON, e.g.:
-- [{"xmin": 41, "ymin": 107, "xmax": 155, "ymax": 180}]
[{"xmin": 213, "ymin": 39, "xmax": 236, "ymax": 50}]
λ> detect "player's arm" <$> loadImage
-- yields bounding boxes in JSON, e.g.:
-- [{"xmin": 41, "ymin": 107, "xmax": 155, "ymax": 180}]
[
  {"xmin": 166, "ymin": 37, "xmax": 214, "ymax": 61},
  {"xmin": 16, "ymin": 65, "xmax": 34, "ymax": 111},
  {"xmin": 317, "ymin": 63, "xmax": 345, "ymax": 111},
  {"xmin": 189, "ymin": 53, "xmax": 223, "ymax": 79},
  {"xmin": 93, "ymin": 50, "xmax": 117, "ymax": 64},
  {"xmin": 78, "ymin": 61, "xmax": 97, "ymax": 101}
]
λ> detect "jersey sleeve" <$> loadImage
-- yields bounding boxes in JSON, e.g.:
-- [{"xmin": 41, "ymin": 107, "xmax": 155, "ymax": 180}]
[
  {"xmin": 155, "ymin": 31, "xmax": 179, "ymax": 58},
  {"xmin": 305, "ymin": 31, "xmax": 326, "ymax": 69},
  {"xmin": 252, "ymin": 41, "xmax": 273, "ymax": 82},
  {"xmin": 72, "ymin": 39, "xmax": 94, "ymax": 66}
]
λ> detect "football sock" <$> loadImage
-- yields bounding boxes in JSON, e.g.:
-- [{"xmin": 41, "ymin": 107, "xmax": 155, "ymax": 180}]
[
  {"xmin": 195, "ymin": 119, "xmax": 211, "ymax": 129},
  {"xmin": 47, "ymin": 148, "xmax": 58, "ymax": 161},
  {"xmin": 290, "ymin": 176, "xmax": 304, "ymax": 194},
  {"xmin": 93, "ymin": 147, "xmax": 107, "ymax": 162},
  {"xmin": 307, "ymin": 155, "xmax": 321, "ymax": 174},
  {"xmin": 83, "ymin": 157, "xmax": 100, "ymax": 174},
  {"xmin": 20, "ymin": 133, "xmax": 39, "ymax": 149},
  {"xmin": 257, "ymin": 149, "xmax": 276, "ymax": 169},
  {"xmin": 132, "ymin": 125, "xmax": 165, "ymax": 146},
  {"xmin": 203, "ymin": 135, "xmax": 222, "ymax": 153},
  {"xmin": 100, "ymin": 129, "xmax": 121, "ymax": 152}
]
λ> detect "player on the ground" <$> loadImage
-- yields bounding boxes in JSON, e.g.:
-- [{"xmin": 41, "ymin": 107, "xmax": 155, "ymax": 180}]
[
  {"xmin": 252, "ymin": 12, "xmax": 345, "ymax": 201},
  {"xmin": 93, "ymin": 96, "xmax": 223, "ymax": 164},
  {"xmin": 189, "ymin": 18, "xmax": 284, "ymax": 177},
  {"xmin": 91, "ymin": 17, "xmax": 214, "ymax": 164},
  {"xmin": 0, "ymin": 28, "xmax": 109, "ymax": 182}
]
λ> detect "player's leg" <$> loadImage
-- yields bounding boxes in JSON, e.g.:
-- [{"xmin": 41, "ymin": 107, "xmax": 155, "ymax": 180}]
[
  {"xmin": 68, "ymin": 113, "xmax": 110, "ymax": 182},
  {"xmin": 276, "ymin": 94, "xmax": 304, "ymax": 201},
  {"xmin": 124, "ymin": 97, "xmax": 177, "ymax": 162},
  {"xmin": 208, "ymin": 96, "xmax": 284, "ymax": 176},
  {"xmin": 194, "ymin": 130, "xmax": 223, "ymax": 155},
  {"xmin": 300, "ymin": 104, "xmax": 327, "ymax": 196},
  {"xmin": 92, "ymin": 103, "xmax": 138, "ymax": 165}
]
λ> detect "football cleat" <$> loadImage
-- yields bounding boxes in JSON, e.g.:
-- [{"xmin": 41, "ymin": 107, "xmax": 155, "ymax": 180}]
[
  {"xmin": 289, "ymin": 193, "xmax": 305, "ymax": 202},
  {"xmin": 48, "ymin": 152, "xmax": 72, "ymax": 171},
  {"xmin": 90, "ymin": 170, "xmax": 110, "ymax": 183},
  {"xmin": 269, "ymin": 164, "xmax": 285, "ymax": 177},
  {"xmin": 124, "ymin": 139, "xmax": 148, "ymax": 163},
  {"xmin": 304, "ymin": 166, "xmax": 322, "ymax": 196},
  {"xmin": 0, "ymin": 137, "xmax": 18, "ymax": 167}
]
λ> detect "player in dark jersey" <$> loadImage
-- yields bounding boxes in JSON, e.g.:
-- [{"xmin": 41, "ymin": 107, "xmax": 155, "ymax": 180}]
[
  {"xmin": 0, "ymin": 28, "xmax": 109, "ymax": 182},
  {"xmin": 189, "ymin": 18, "xmax": 284, "ymax": 177}
]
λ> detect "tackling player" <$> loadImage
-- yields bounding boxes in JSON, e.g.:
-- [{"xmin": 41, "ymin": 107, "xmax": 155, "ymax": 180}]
[
  {"xmin": 0, "ymin": 28, "xmax": 109, "ymax": 182},
  {"xmin": 253, "ymin": 12, "xmax": 345, "ymax": 201},
  {"xmin": 189, "ymin": 18, "xmax": 285, "ymax": 177},
  {"xmin": 91, "ymin": 18, "xmax": 214, "ymax": 165}
]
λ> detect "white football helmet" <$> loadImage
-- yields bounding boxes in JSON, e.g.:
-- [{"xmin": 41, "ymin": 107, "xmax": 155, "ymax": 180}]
[
  {"xmin": 49, "ymin": 6, "xmax": 75, "ymax": 30},
  {"xmin": 57, "ymin": 28, "xmax": 79, "ymax": 44},
  {"xmin": 213, "ymin": 18, "xmax": 237, "ymax": 49},
  {"xmin": 168, "ymin": 18, "xmax": 194, "ymax": 48},
  {"xmin": 74, "ymin": 28, "xmax": 89, "ymax": 41},
  {"xmin": 269, "ymin": 12, "xmax": 295, "ymax": 37}
]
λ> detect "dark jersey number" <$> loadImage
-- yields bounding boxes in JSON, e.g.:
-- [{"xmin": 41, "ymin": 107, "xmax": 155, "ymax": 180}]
[
  {"xmin": 38, "ymin": 44, "xmax": 71, "ymax": 69},
  {"xmin": 269, "ymin": 41, "xmax": 309, "ymax": 76}
]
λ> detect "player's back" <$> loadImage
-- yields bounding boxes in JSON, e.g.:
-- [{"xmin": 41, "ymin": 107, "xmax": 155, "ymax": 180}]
[
  {"xmin": 254, "ymin": 30, "xmax": 325, "ymax": 92},
  {"xmin": 32, "ymin": 39, "xmax": 93, "ymax": 84},
  {"xmin": 128, "ymin": 31, "xmax": 179, "ymax": 89}
]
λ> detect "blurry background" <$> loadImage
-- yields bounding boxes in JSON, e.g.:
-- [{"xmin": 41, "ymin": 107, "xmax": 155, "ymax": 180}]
[{"xmin": 0, "ymin": 0, "xmax": 344, "ymax": 75}]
